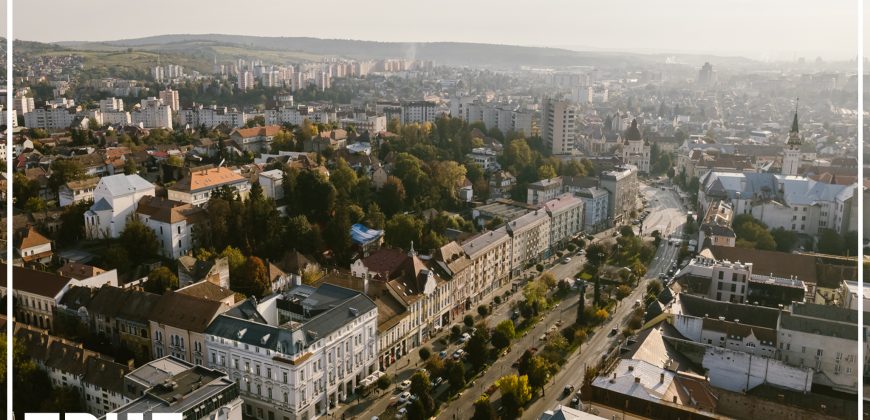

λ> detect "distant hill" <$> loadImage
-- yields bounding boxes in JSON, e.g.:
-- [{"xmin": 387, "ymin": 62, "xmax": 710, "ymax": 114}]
[{"xmin": 55, "ymin": 34, "xmax": 711, "ymax": 68}]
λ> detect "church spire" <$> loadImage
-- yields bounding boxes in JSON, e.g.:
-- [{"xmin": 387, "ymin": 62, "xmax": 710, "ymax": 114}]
[{"xmin": 787, "ymin": 98, "xmax": 801, "ymax": 146}]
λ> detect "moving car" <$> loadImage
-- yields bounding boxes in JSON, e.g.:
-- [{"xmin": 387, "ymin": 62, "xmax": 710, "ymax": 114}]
[{"xmin": 609, "ymin": 327, "xmax": 618, "ymax": 336}]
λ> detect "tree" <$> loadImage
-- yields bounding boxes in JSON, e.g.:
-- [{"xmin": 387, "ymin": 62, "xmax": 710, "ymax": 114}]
[
  {"xmin": 537, "ymin": 164, "xmax": 557, "ymax": 180},
  {"xmin": 232, "ymin": 256, "xmax": 271, "ymax": 298},
  {"xmin": 410, "ymin": 371, "xmax": 435, "ymax": 417},
  {"xmin": 119, "ymin": 219, "xmax": 159, "ymax": 265},
  {"xmin": 451, "ymin": 324, "xmax": 463, "ymax": 341},
  {"xmin": 465, "ymin": 329, "xmax": 490, "ymax": 368},
  {"xmin": 771, "ymin": 228, "xmax": 799, "ymax": 252},
  {"xmin": 379, "ymin": 176, "xmax": 407, "ymax": 216},
  {"xmin": 103, "ymin": 245, "xmax": 131, "ymax": 273},
  {"xmin": 446, "ymin": 359, "xmax": 465, "ymax": 391},
  {"xmin": 432, "ymin": 160, "xmax": 467, "ymax": 202},
  {"xmin": 323, "ymin": 201, "xmax": 353, "ymax": 265},
  {"xmin": 144, "ymin": 267, "xmax": 178, "ymax": 294},
  {"xmin": 496, "ymin": 374, "xmax": 532, "ymax": 419},
  {"xmin": 48, "ymin": 158, "xmax": 85, "ymax": 192},
  {"xmin": 492, "ymin": 320, "xmax": 516, "ymax": 350},
  {"xmin": 331, "ymin": 158, "xmax": 358, "ymax": 198},
  {"xmin": 40, "ymin": 386, "xmax": 85, "ymax": 412},
  {"xmin": 733, "ymin": 214, "xmax": 776, "ymax": 250},
  {"xmin": 817, "ymin": 229, "xmax": 845, "ymax": 255},
  {"xmin": 24, "ymin": 197, "xmax": 47, "ymax": 213},
  {"xmin": 295, "ymin": 170, "xmax": 336, "ymax": 223},
  {"xmin": 464, "ymin": 314, "xmax": 475, "ymax": 327},
  {"xmin": 365, "ymin": 203, "xmax": 386, "ymax": 229},
  {"xmin": 615, "ymin": 285, "xmax": 631, "ymax": 300},
  {"xmin": 477, "ymin": 304, "xmax": 490, "ymax": 318},
  {"xmin": 406, "ymin": 398, "xmax": 426, "ymax": 420},
  {"xmin": 472, "ymin": 396, "xmax": 496, "ymax": 420},
  {"xmin": 385, "ymin": 213, "xmax": 424, "ymax": 250},
  {"xmin": 124, "ymin": 158, "xmax": 139, "ymax": 175},
  {"xmin": 419, "ymin": 347, "xmax": 431, "ymax": 361},
  {"xmin": 576, "ymin": 283, "xmax": 587, "ymax": 325},
  {"xmin": 377, "ymin": 374, "xmax": 392, "ymax": 391},
  {"xmin": 526, "ymin": 356, "xmax": 552, "ymax": 396}
]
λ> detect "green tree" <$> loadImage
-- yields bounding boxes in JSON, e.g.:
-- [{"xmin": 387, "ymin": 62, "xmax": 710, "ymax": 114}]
[
  {"xmin": 365, "ymin": 202, "xmax": 386, "ymax": 229},
  {"xmin": 472, "ymin": 396, "xmax": 496, "ymax": 420},
  {"xmin": 331, "ymin": 158, "xmax": 358, "ymax": 198},
  {"xmin": 419, "ymin": 347, "xmax": 431, "ymax": 361},
  {"xmin": 526, "ymin": 355, "xmax": 552, "ymax": 396},
  {"xmin": 144, "ymin": 266, "xmax": 179, "ymax": 294},
  {"xmin": 119, "ymin": 219, "xmax": 159, "ymax": 265},
  {"xmin": 378, "ymin": 176, "xmax": 406, "ymax": 216},
  {"xmin": 446, "ymin": 359, "xmax": 465, "ymax": 391},
  {"xmin": 537, "ymin": 164, "xmax": 557, "ymax": 180},
  {"xmin": 492, "ymin": 320, "xmax": 516, "ymax": 350},
  {"xmin": 817, "ymin": 229, "xmax": 845, "ymax": 255},
  {"xmin": 385, "ymin": 213, "xmax": 423, "ymax": 250},
  {"xmin": 771, "ymin": 228, "xmax": 799, "ymax": 252},
  {"xmin": 295, "ymin": 170, "xmax": 336, "ymax": 223},
  {"xmin": 465, "ymin": 328, "xmax": 491, "ymax": 368},
  {"xmin": 48, "ymin": 158, "xmax": 85, "ymax": 192},
  {"xmin": 410, "ymin": 371, "xmax": 434, "ymax": 416}
]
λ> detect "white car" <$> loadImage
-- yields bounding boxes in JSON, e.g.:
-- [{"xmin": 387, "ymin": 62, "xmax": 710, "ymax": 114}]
[
  {"xmin": 398, "ymin": 380, "xmax": 411, "ymax": 390},
  {"xmin": 398, "ymin": 391, "xmax": 411, "ymax": 403},
  {"xmin": 460, "ymin": 333, "xmax": 472, "ymax": 343},
  {"xmin": 396, "ymin": 407, "xmax": 407, "ymax": 418}
]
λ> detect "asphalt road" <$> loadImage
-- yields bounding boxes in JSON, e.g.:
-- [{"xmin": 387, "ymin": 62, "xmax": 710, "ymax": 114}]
[{"xmin": 518, "ymin": 184, "xmax": 687, "ymax": 418}]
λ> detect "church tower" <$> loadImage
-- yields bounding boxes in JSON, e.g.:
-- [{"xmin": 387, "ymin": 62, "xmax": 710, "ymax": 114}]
[
  {"xmin": 622, "ymin": 119, "xmax": 650, "ymax": 173},
  {"xmin": 782, "ymin": 109, "xmax": 801, "ymax": 176}
]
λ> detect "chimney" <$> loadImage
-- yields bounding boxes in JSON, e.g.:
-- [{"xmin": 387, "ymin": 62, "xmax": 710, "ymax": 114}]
[
  {"xmin": 634, "ymin": 376, "xmax": 641, "ymax": 384},
  {"xmin": 660, "ymin": 373, "xmax": 664, "ymax": 383}
]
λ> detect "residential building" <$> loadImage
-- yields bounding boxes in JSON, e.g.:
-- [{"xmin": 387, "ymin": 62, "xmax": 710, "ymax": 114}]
[
  {"xmin": 84, "ymin": 174, "xmax": 156, "ymax": 239},
  {"xmin": 464, "ymin": 101, "xmax": 533, "ymax": 137},
  {"xmin": 159, "ymin": 89, "xmax": 180, "ymax": 114},
  {"xmin": 57, "ymin": 262, "xmax": 119, "ymax": 288},
  {"xmin": 12, "ymin": 264, "xmax": 72, "ymax": 331},
  {"xmin": 135, "ymin": 195, "xmax": 205, "ymax": 259},
  {"xmin": 698, "ymin": 200, "xmax": 736, "ymax": 248},
  {"xmin": 75, "ymin": 285, "xmax": 161, "ymax": 362},
  {"xmin": 575, "ymin": 187, "xmax": 609, "ymax": 232},
  {"xmin": 338, "ymin": 113, "xmax": 387, "ymax": 134},
  {"xmin": 838, "ymin": 280, "xmax": 870, "ymax": 310},
  {"xmin": 259, "ymin": 169, "xmax": 284, "ymax": 200},
  {"xmin": 180, "ymin": 105, "xmax": 250, "ymax": 129},
  {"xmin": 505, "ymin": 209, "xmax": 550, "ymax": 275},
  {"xmin": 489, "ymin": 170, "xmax": 516, "ymax": 200},
  {"xmin": 205, "ymin": 284, "xmax": 379, "ymax": 420},
  {"xmin": 466, "ymin": 147, "xmax": 500, "ymax": 172},
  {"xmin": 777, "ymin": 302, "xmax": 859, "ymax": 394},
  {"xmin": 177, "ymin": 255, "xmax": 231, "ymax": 289},
  {"xmin": 119, "ymin": 356, "xmax": 242, "ymax": 420},
  {"xmin": 527, "ymin": 177, "xmax": 563, "ymax": 205},
  {"xmin": 350, "ymin": 223, "xmax": 384, "ymax": 257},
  {"xmin": 230, "ymin": 125, "xmax": 283, "ymax": 154},
  {"xmin": 23, "ymin": 104, "xmax": 79, "ymax": 131},
  {"xmin": 462, "ymin": 227, "xmax": 512, "ymax": 297},
  {"xmin": 542, "ymin": 193, "xmax": 585, "ymax": 250},
  {"xmin": 150, "ymin": 291, "xmax": 230, "ymax": 364},
  {"xmin": 168, "ymin": 166, "xmax": 251, "ymax": 206},
  {"xmin": 14, "ymin": 225, "xmax": 53, "ymax": 265},
  {"xmin": 58, "ymin": 177, "xmax": 99, "ymax": 207},
  {"xmin": 541, "ymin": 98, "xmax": 577, "ymax": 155},
  {"xmin": 599, "ymin": 165, "xmax": 638, "ymax": 226},
  {"xmin": 14, "ymin": 323, "xmax": 132, "ymax": 417},
  {"xmin": 131, "ymin": 97, "xmax": 173, "ymax": 129},
  {"xmin": 400, "ymin": 101, "xmax": 438, "ymax": 124},
  {"xmin": 238, "ymin": 70, "xmax": 254, "ymax": 91}
]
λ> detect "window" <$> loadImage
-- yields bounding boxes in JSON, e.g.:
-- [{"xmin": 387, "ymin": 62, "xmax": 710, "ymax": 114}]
[{"xmin": 283, "ymin": 372, "xmax": 288, "ymax": 384}]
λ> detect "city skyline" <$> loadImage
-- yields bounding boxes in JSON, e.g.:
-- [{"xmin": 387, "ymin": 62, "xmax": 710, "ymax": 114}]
[{"xmin": 14, "ymin": 0, "xmax": 860, "ymax": 61}]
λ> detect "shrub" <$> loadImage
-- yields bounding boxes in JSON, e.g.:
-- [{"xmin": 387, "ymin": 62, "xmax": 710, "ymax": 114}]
[{"xmin": 592, "ymin": 309, "xmax": 609, "ymax": 325}]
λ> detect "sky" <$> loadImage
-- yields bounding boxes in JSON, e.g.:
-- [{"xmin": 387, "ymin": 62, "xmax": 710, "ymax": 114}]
[{"xmin": 10, "ymin": 0, "xmax": 864, "ymax": 61}]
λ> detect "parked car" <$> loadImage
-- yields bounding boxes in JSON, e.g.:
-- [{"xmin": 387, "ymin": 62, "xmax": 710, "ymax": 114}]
[
  {"xmin": 439, "ymin": 350, "xmax": 448, "ymax": 359},
  {"xmin": 563, "ymin": 385, "xmax": 575, "ymax": 396},
  {"xmin": 396, "ymin": 407, "xmax": 407, "ymax": 418},
  {"xmin": 563, "ymin": 257, "xmax": 572, "ymax": 263},
  {"xmin": 398, "ymin": 380, "xmax": 411, "ymax": 390},
  {"xmin": 398, "ymin": 391, "xmax": 411, "ymax": 403},
  {"xmin": 460, "ymin": 333, "xmax": 472, "ymax": 343},
  {"xmin": 433, "ymin": 377, "xmax": 444, "ymax": 387},
  {"xmin": 609, "ymin": 327, "xmax": 618, "ymax": 336},
  {"xmin": 453, "ymin": 349, "xmax": 465, "ymax": 359}
]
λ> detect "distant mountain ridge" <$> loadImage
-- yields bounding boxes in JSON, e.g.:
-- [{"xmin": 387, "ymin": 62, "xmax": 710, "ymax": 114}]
[{"xmin": 51, "ymin": 33, "xmax": 759, "ymax": 69}]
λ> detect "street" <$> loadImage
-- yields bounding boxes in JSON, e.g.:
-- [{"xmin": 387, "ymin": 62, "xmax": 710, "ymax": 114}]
[{"xmin": 340, "ymin": 183, "xmax": 687, "ymax": 420}]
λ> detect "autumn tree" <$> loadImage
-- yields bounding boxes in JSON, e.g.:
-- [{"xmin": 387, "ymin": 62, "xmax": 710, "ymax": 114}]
[
  {"xmin": 144, "ymin": 267, "xmax": 179, "ymax": 294},
  {"xmin": 232, "ymin": 256, "xmax": 271, "ymax": 298}
]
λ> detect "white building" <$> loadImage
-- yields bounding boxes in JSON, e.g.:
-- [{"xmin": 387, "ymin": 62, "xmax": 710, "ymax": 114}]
[
  {"xmin": 259, "ymin": 169, "xmax": 284, "ymax": 201},
  {"xmin": 526, "ymin": 177, "xmax": 564, "ymax": 206},
  {"xmin": 23, "ymin": 105, "xmax": 78, "ymax": 131},
  {"xmin": 159, "ymin": 89, "xmax": 180, "ymax": 115},
  {"xmin": 264, "ymin": 106, "xmax": 333, "ymax": 126},
  {"xmin": 782, "ymin": 112, "xmax": 802, "ymax": 176},
  {"xmin": 464, "ymin": 101, "xmax": 533, "ymax": 137},
  {"xmin": 400, "ymin": 101, "xmax": 438, "ymax": 124},
  {"xmin": 84, "ymin": 174, "xmax": 156, "ymax": 239},
  {"xmin": 131, "ymin": 97, "xmax": 173, "ymax": 129},
  {"xmin": 136, "ymin": 195, "xmax": 203, "ymax": 259},
  {"xmin": 506, "ymin": 209, "xmax": 551, "ymax": 276},
  {"xmin": 575, "ymin": 187, "xmax": 609, "ymax": 232},
  {"xmin": 338, "ymin": 113, "xmax": 387, "ymax": 134},
  {"xmin": 777, "ymin": 302, "xmax": 860, "ymax": 394},
  {"xmin": 238, "ymin": 70, "xmax": 255, "ymax": 91},
  {"xmin": 541, "ymin": 98, "xmax": 577, "ymax": 155},
  {"xmin": 838, "ymin": 280, "xmax": 870, "ymax": 311},
  {"xmin": 180, "ymin": 105, "xmax": 251, "ymax": 129},
  {"xmin": 462, "ymin": 227, "xmax": 512, "ymax": 297},
  {"xmin": 99, "ymin": 97, "xmax": 125, "ymax": 113},
  {"xmin": 205, "ymin": 284, "xmax": 379, "ymax": 420},
  {"xmin": 542, "ymin": 193, "xmax": 585, "ymax": 249}
]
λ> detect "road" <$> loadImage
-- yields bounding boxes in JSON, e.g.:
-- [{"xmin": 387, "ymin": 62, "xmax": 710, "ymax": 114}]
[{"xmin": 519, "ymin": 184, "xmax": 687, "ymax": 418}]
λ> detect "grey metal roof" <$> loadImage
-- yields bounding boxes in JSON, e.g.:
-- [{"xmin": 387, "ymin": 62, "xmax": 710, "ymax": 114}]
[
  {"xmin": 90, "ymin": 197, "xmax": 113, "ymax": 212},
  {"xmin": 99, "ymin": 173, "xmax": 154, "ymax": 197}
]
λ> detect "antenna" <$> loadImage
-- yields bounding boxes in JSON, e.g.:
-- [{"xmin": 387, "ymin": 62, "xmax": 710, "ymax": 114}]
[{"xmin": 795, "ymin": 97, "xmax": 799, "ymax": 114}]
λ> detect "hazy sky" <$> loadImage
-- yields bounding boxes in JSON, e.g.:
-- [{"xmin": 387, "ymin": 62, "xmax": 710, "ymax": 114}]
[{"xmin": 12, "ymin": 0, "xmax": 862, "ymax": 61}]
